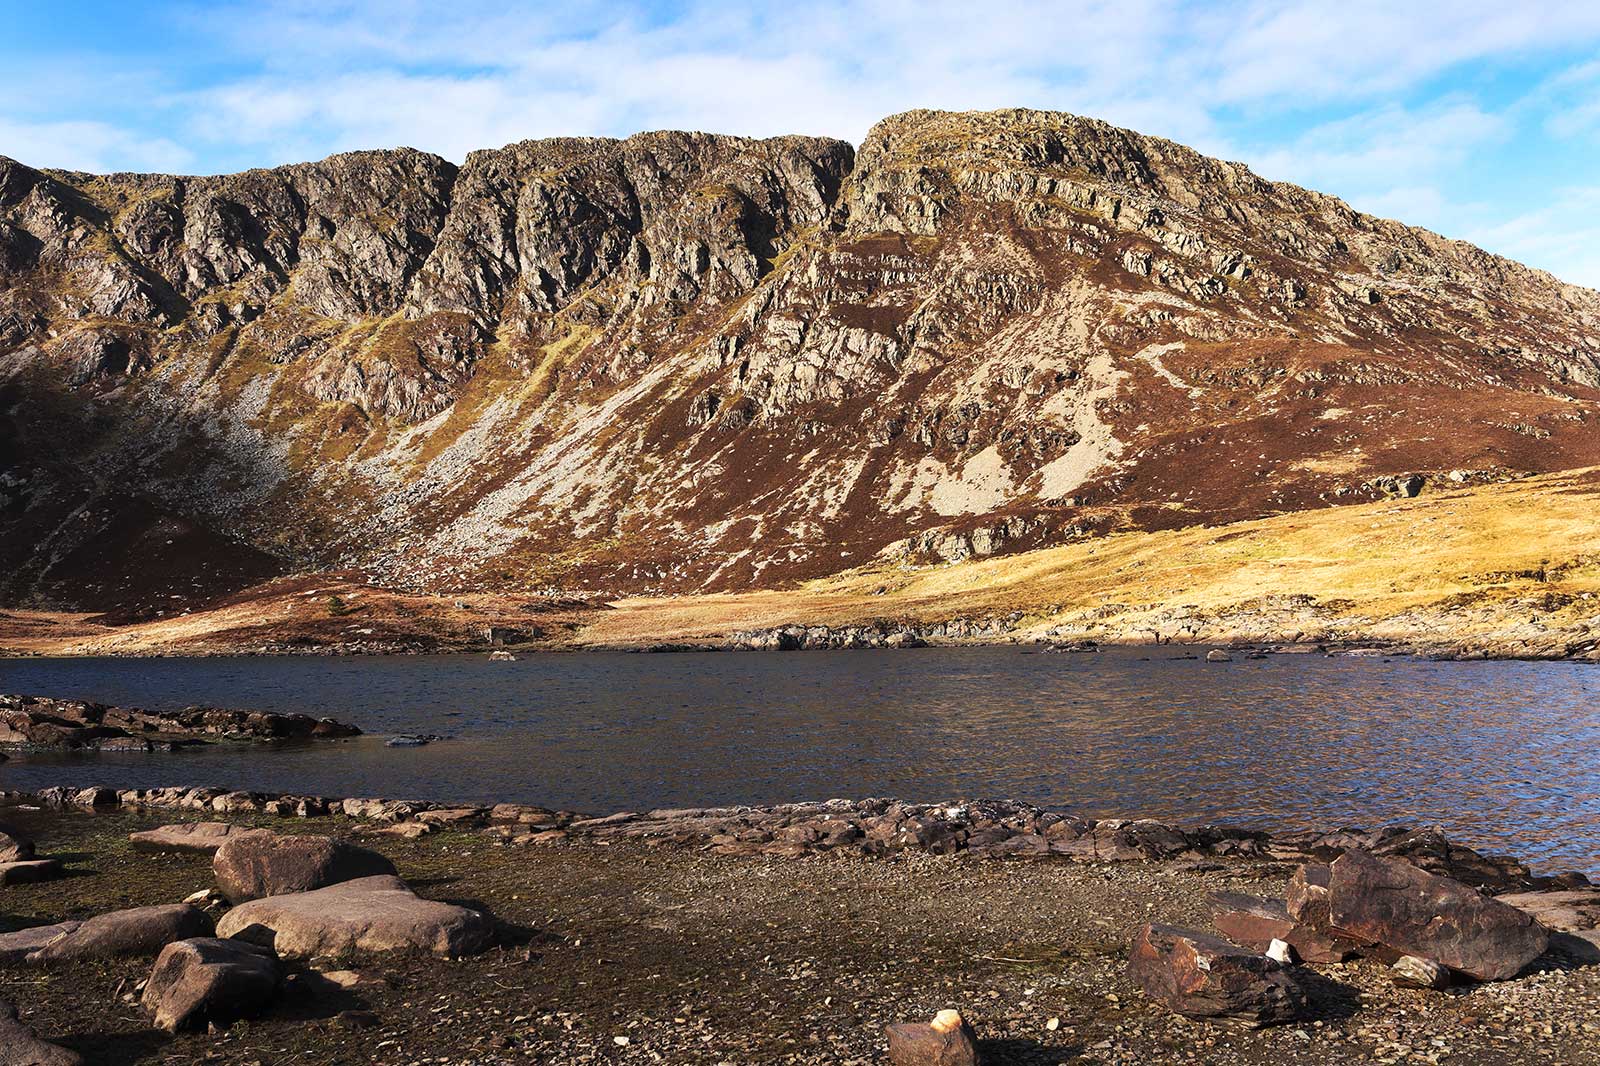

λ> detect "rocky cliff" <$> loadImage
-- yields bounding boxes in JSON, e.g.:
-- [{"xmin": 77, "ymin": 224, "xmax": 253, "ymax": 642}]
[{"xmin": 3, "ymin": 108, "xmax": 1598, "ymax": 613}]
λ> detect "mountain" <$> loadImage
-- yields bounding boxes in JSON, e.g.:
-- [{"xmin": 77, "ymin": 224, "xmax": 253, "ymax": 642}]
[{"xmin": 3, "ymin": 108, "xmax": 1599, "ymax": 628}]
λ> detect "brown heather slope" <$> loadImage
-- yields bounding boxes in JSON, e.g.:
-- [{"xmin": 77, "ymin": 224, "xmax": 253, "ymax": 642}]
[
  {"xmin": 2, "ymin": 108, "xmax": 1599, "ymax": 627},
  {"xmin": 4, "ymin": 468, "xmax": 1597, "ymax": 658}
]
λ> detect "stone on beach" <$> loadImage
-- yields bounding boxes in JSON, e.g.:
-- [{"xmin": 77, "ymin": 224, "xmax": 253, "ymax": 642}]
[
  {"xmin": 885, "ymin": 1008, "xmax": 980, "ymax": 1066},
  {"xmin": 0, "ymin": 998, "xmax": 82, "ymax": 1066},
  {"xmin": 1127, "ymin": 923, "xmax": 1307, "ymax": 1028},
  {"xmin": 1391, "ymin": 954, "xmax": 1451, "ymax": 990},
  {"xmin": 1326, "ymin": 850, "xmax": 1549, "ymax": 980},
  {"xmin": 27, "ymin": 904, "xmax": 213, "ymax": 964},
  {"xmin": 130, "ymin": 821, "xmax": 268, "ymax": 856},
  {"xmin": 0, "ymin": 922, "xmax": 82, "ymax": 966},
  {"xmin": 215, "ymin": 874, "xmax": 493, "ymax": 959},
  {"xmin": 212, "ymin": 832, "xmax": 397, "ymax": 903},
  {"xmin": 1209, "ymin": 890, "xmax": 1359, "ymax": 964},
  {"xmin": 0, "ymin": 858, "xmax": 65, "ymax": 887},
  {"xmin": 142, "ymin": 936, "xmax": 283, "ymax": 1033}
]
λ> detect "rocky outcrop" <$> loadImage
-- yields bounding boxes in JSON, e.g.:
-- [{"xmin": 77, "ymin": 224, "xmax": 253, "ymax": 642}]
[
  {"xmin": 884, "ymin": 1009, "xmax": 980, "ymax": 1066},
  {"xmin": 0, "ymin": 694, "xmax": 359, "ymax": 751},
  {"xmin": 130, "ymin": 821, "xmax": 265, "ymax": 855},
  {"xmin": 5, "ymin": 109, "xmax": 1599, "ymax": 614}
]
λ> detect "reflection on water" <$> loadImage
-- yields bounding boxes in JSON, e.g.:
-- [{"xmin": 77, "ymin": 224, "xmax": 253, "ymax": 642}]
[{"xmin": 2, "ymin": 648, "xmax": 1598, "ymax": 870}]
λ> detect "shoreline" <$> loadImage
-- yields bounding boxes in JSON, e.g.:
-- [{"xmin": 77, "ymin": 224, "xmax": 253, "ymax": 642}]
[
  {"xmin": 5, "ymin": 633, "xmax": 1599, "ymax": 663},
  {"xmin": 4, "ymin": 793, "xmax": 1600, "ymax": 1063},
  {"xmin": 4, "ymin": 783, "xmax": 1592, "ymax": 885}
]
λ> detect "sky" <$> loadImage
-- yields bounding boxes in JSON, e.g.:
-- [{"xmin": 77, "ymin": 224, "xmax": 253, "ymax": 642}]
[{"xmin": 4, "ymin": 1, "xmax": 1600, "ymax": 287}]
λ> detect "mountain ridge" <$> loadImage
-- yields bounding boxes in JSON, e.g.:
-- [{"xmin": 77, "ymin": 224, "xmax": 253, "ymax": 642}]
[{"xmin": 3, "ymin": 107, "xmax": 1598, "ymax": 622}]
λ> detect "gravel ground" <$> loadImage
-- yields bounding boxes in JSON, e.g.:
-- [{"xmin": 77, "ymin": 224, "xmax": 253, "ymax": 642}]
[{"xmin": 1, "ymin": 809, "xmax": 1598, "ymax": 1065}]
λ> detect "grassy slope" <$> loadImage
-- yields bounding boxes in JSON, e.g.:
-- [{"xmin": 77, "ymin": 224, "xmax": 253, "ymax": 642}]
[
  {"xmin": 2, "ymin": 469, "xmax": 1597, "ymax": 655},
  {"xmin": 573, "ymin": 467, "xmax": 1600, "ymax": 651}
]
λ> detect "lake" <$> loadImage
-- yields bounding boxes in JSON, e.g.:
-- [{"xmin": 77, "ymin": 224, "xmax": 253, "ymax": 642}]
[{"xmin": 2, "ymin": 648, "xmax": 1598, "ymax": 871}]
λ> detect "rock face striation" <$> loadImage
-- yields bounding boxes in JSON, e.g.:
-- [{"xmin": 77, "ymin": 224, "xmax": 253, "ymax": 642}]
[{"xmin": 3, "ymin": 109, "xmax": 1599, "ymax": 612}]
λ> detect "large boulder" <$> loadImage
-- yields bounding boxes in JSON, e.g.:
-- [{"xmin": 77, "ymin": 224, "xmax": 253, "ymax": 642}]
[
  {"xmin": 215, "ymin": 874, "xmax": 492, "ymax": 959},
  {"xmin": 212, "ymin": 832, "xmax": 396, "ymax": 902},
  {"xmin": 0, "ymin": 998, "xmax": 82, "ymax": 1066},
  {"xmin": 885, "ymin": 1008, "xmax": 979, "ymax": 1066},
  {"xmin": 0, "ymin": 922, "xmax": 81, "ymax": 966},
  {"xmin": 1127, "ymin": 924, "xmax": 1307, "ymax": 1028},
  {"xmin": 130, "ymin": 822, "xmax": 268, "ymax": 856},
  {"xmin": 1209, "ymin": 891, "xmax": 1359, "ymax": 964},
  {"xmin": 27, "ymin": 904, "xmax": 212, "ymax": 964},
  {"xmin": 142, "ymin": 937, "xmax": 283, "ymax": 1033},
  {"xmin": 1326, "ymin": 850, "xmax": 1548, "ymax": 980}
]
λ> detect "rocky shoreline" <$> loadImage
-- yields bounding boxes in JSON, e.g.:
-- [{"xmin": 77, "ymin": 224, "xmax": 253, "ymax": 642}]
[
  {"xmin": 0, "ymin": 693, "xmax": 361, "ymax": 753},
  {"xmin": 2, "ymin": 787, "xmax": 1600, "ymax": 1063}
]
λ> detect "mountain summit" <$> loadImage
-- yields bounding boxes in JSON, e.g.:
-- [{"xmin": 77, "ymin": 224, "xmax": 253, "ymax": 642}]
[{"xmin": 3, "ymin": 108, "xmax": 1598, "ymax": 614}]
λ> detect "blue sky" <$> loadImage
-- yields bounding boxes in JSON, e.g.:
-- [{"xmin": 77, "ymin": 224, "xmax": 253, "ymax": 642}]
[{"xmin": 5, "ymin": 1, "xmax": 1600, "ymax": 287}]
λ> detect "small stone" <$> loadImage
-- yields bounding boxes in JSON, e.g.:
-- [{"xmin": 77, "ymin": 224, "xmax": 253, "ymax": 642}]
[
  {"xmin": 1391, "ymin": 955, "xmax": 1450, "ymax": 990},
  {"xmin": 1267, "ymin": 938, "xmax": 1297, "ymax": 964},
  {"xmin": 885, "ymin": 1008, "xmax": 979, "ymax": 1066},
  {"xmin": 1205, "ymin": 649, "xmax": 1232, "ymax": 662}
]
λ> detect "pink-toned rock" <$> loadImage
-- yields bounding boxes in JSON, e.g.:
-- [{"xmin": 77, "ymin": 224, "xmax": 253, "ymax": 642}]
[
  {"xmin": 130, "ymin": 822, "xmax": 269, "ymax": 856},
  {"xmin": 212, "ymin": 832, "xmax": 396, "ymax": 903},
  {"xmin": 1327, "ymin": 850, "xmax": 1548, "ymax": 981},
  {"xmin": 142, "ymin": 937, "xmax": 282, "ymax": 1032},
  {"xmin": 1209, "ymin": 890, "xmax": 1359, "ymax": 964},
  {"xmin": 27, "ymin": 905, "xmax": 212, "ymax": 964},
  {"xmin": 215, "ymin": 874, "xmax": 492, "ymax": 959},
  {"xmin": 885, "ymin": 1009, "xmax": 979, "ymax": 1066},
  {"xmin": 0, "ymin": 922, "xmax": 81, "ymax": 966},
  {"xmin": 1128, "ymin": 924, "xmax": 1307, "ymax": 1028}
]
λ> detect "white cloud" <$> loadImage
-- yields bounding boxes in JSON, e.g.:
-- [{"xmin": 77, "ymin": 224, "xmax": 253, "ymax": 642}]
[
  {"xmin": 0, "ymin": 118, "xmax": 193, "ymax": 174},
  {"xmin": 1466, "ymin": 187, "xmax": 1600, "ymax": 289}
]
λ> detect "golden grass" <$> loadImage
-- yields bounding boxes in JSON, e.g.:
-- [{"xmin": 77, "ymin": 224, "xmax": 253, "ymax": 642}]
[
  {"xmin": 570, "ymin": 467, "xmax": 1600, "ymax": 645},
  {"xmin": 4, "ymin": 469, "xmax": 1596, "ymax": 655}
]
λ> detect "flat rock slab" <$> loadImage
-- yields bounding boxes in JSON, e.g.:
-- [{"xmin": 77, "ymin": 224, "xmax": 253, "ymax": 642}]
[
  {"xmin": 1128, "ymin": 923, "xmax": 1307, "ymax": 1029},
  {"xmin": 1498, "ymin": 889, "xmax": 1600, "ymax": 933},
  {"xmin": 143, "ymin": 937, "xmax": 282, "ymax": 1033},
  {"xmin": 130, "ymin": 822, "xmax": 269, "ymax": 856},
  {"xmin": 0, "ymin": 922, "xmax": 82, "ymax": 966},
  {"xmin": 213, "ymin": 832, "xmax": 397, "ymax": 903},
  {"xmin": 0, "ymin": 860, "xmax": 63, "ymax": 887},
  {"xmin": 1328, "ymin": 850, "xmax": 1548, "ymax": 980},
  {"xmin": 0, "ymin": 998, "xmax": 83, "ymax": 1066},
  {"xmin": 216, "ymin": 874, "xmax": 492, "ymax": 959},
  {"xmin": 27, "ymin": 904, "xmax": 213, "ymax": 964},
  {"xmin": 1209, "ymin": 890, "xmax": 1359, "ymax": 964}
]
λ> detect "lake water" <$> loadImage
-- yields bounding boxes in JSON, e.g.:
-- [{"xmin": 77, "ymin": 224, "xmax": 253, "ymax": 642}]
[{"xmin": 2, "ymin": 648, "xmax": 1598, "ymax": 871}]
